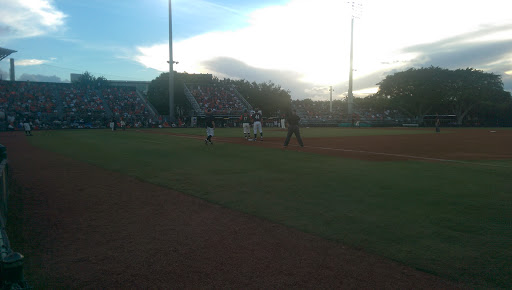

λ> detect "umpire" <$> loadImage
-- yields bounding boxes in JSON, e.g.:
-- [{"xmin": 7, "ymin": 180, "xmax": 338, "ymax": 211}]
[{"xmin": 283, "ymin": 109, "xmax": 304, "ymax": 147}]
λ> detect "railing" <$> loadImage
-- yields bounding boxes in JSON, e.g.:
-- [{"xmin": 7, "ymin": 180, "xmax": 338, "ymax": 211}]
[
  {"xmin": 231, "ymin": 85, "xmax": 253, "ymax": 111},
  {"xmin": 96, "ymin": 89, "xmax": 114, "ymax": 118},
  {"xmin": 183, "ymin": 84, "xmax": 203, "ymax": 115},
  {"xmin": 136, "ymin": 90, "xmax": 158, "ymax": 118},
  {"xmin": 0, "ymin": 145, "xmax": 29, "ymax": 289}
]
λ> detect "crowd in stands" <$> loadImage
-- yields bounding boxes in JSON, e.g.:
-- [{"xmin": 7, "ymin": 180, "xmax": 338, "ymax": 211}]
[
  {"xmin": 61, "ymin": 86, "xmax": 108, "ymax": 128},
  {"xmin": 102, "ymin": 87, "xmax": 152, "ymax": 127},
  {"xmin": 0, "ymin": 81, "xmax": 60, "ymax": 130},
  {"xmin": 291, "ymin": 99, "xmax": 344, "ymax": 123},
  {"xmin": 0, "ymin": 80, "xmax": 158, "ymax": 131},
  {"xmin": 291, "ymin": 99, "xmax": 407, "ymax": 125},
  {"xmin": 189, "ymin": 84, "xmax": 246, "ymax": 115},
  {"xmin": 1, "ymin": 80, "xmax": 418, "ymax": 131}
]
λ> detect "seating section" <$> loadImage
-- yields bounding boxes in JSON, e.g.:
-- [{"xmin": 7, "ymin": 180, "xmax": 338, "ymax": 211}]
[
  {"xmin": 291, "ymin": 100, "xmax": 344, "ymax": 123},
  {"xmin": 189, "ymin": 84, "xmax": 246, "ymax": 115},
  {"xmin": 0, "ymin": 80, "xmax": 154, "ymax": 130},
  {"xmin": 102, "ymin": 87, "xmax": 152, "ymax": 125},
  {"xmin": 291, "ymin": 99, "xmax": 405, "ymax": 125},
  {"xmin": 0, "ymin": 81, "xmax": 59, "ymax": 129},
  {"xmin": 61, "ymin": 86, "xmax": 108, "ymax": 124}
]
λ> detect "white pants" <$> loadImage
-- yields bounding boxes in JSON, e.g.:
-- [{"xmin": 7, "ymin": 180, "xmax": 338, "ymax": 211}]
[
  {"xmin": 243, "ymin": 123, "xmax": 250, "ymax": 134},
  {"xmin": 206, "ymin": 127, "xmax": 214, "ymax": 137},
  {"xmin": 253, "ymin": 121, "xmax": 262, "ymax": 134}
]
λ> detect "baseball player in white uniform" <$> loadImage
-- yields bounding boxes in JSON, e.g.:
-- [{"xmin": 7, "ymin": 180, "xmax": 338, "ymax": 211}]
[{"xmin": 251, "ymin": 108, "xmax": 263, "ymax": 141}]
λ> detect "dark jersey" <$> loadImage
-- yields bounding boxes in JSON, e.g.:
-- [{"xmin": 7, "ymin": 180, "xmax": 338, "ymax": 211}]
[
  {"xmin": 287, "ymin": 113, "xmax": 300, "ymax": 126},
  {"xmin": 252, "ymin": 112, "xmax": 262, "ymax": 123},
  {"xmin": 205, "ymin": 114, "xmax": 215, "ymax": 128},
  {"xmin": 240, "ymin": 113, "xmax": 250, "ymax": 123}
]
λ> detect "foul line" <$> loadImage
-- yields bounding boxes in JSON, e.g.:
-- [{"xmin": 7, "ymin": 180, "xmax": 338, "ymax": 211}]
[
  {"xmin": 137, "ymin": 131, "xmax": 512, "ymax": 169},
  {"xmin": 307, "ymin": 145, "xmax": 511, "ymax": 168}
]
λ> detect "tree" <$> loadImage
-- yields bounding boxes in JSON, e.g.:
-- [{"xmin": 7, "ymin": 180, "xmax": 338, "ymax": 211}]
[
  {"xmin": 221, "ymin": 79, "xmax": 291, "ymax": 115},
  {"xmin": 354, "ymin": 94, "xmax": 390, "ymax": 114},
  {"xmin": 96, "ymin": 76, "xmax": 109, "ymax": 88},
  {"xmin": 72, "ymin": 71, "xmax": 110, "ymax": 89},
  {"xmin": 73, "ymin": 71, "xmax": 96, "ymax": 88},
  {"xmin": 147, "ymin": 73, "xmax": 291, "ymax": 117},
  {"xmin": 376, "ymin": 66, "xmax": 511, "ymax": 125},
  {"xmin": 444, "ymin": 68, "xmax": 509, "ymax": 124},
  {"xmin": 147, "ymin": 72, "xmax": 171, "ymax": 115},
  {"xmin": 146, "ymin": 72, "xmax": 205, "ymax": 116},
  {"xmin": 376, "ymin": 66, "xmax": 447, "ymax": 122}
]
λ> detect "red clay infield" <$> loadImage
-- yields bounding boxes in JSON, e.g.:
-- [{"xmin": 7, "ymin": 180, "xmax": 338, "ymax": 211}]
[
  {"xmin": 3, "ymin": 128, "xmax": 509, "ymax": 288},
  {"xmin": 151, "ymin": 127, "xmax": 512, "ymax": 162}
]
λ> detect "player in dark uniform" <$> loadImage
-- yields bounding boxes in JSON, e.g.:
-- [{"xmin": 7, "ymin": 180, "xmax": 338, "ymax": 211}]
[
  {"xmin": 204, "ymin": 109, "xmax": 215, "ymax": 145},
  {"xmin": 283, "ymin": 109, "xmax": 304, "ymax": 147},
  {"xmin": 240, "ymin": 109, "xmax": 251, "ymax": 139},
  {"xmin": 251, "ymin": 108, "xmax": 263, "ymax": 141}
]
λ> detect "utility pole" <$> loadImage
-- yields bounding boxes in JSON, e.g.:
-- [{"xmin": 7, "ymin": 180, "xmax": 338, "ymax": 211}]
[{"xmin": 168, "ymin": 0, "xmax": 175, "ymax": 122}]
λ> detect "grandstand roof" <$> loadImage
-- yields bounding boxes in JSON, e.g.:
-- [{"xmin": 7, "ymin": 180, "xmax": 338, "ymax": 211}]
[{"xmin": 0, "ymin": 47, "xmax": 17, "ymax": 61}]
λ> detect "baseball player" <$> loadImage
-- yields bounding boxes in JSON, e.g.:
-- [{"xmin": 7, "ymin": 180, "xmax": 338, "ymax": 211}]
[
  {"xmin": 251, "ymin": 108, "xmax": 263, "ymax": 141},
  {"xmin": 204, "ymin": 109, "xmax": 215, "ymax": 145},
  {"xmin": 240, "ymin": 109, "xmax": 251, "ymax": 140},
  {"xmin": 283, "ymin": 109, "xmax": 304, "ymax": 147},
  {"xmin": 23, "ymin": 119, "xmax": 33, "ymax": 136}
]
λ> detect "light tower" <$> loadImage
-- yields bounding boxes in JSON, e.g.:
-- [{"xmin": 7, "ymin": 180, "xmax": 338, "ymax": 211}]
[
  {"xmin": 346, "ymin": 1, "xmax": 362, "ymax": 117},
  {"xmin": 329, "ymin": 86, "xmax": 334, "ymax": 113},
  {"xmin": 168, "ymin": 0, "xmax": 175, "ymax": 122}
]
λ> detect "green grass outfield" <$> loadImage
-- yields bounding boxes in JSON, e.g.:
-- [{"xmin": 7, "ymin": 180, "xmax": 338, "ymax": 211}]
[{"xmin": 27, "ymin": 128, "xmax": 512, "ymax": 288}]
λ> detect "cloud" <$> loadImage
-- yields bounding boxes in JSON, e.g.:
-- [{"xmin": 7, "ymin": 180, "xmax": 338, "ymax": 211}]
[
  {"xmin": 0, "ymin": 0, "xmax": 67, "ymax": 39},
  {"xmin": 135, "ymin": 0, "xmax": 353, "ymax": 93},
  {"xmin": 17, "ymin": 73, "xmax": 64, "ymax": 82},
  {"xmin": 134, "ymin": 0, "xmax": 512, "ymax": 100},
  {"xmin": 16, "ymin": 59, "xmax": 49, "ymax": 66},
  {"xmin": 399, "ymin": 24, "xmax": 512, "ymax": 93},
  {"xmin": 134, "ymin": 44, "xmax": 169, "ymax": 72},
  {"xmin": 0, "ymin": 68, "xmax": 8, "ymax": 80}
]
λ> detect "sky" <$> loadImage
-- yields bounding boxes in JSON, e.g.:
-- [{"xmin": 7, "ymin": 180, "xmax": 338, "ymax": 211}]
[{"xmin": 0, "ymin": 0, "xmax": 511, "ymax": 101}]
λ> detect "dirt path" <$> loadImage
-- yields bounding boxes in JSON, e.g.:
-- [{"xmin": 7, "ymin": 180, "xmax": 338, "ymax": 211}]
[{"xmin": 2, "ymin": 132, "xmax": 460, "ymax": 288}]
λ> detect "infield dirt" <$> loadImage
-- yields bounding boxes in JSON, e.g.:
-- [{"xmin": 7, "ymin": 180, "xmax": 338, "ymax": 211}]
[{"xmin": 151, "ymin": 127, "xmax": 512, "ymax": 162}]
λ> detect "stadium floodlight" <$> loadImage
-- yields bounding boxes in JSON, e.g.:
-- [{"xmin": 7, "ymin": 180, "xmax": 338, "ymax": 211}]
[
  {"xmin": 329, "ymin": 86, "xmax": 334, "ymax": 113},
  {"xmin": 346, "ymin": 1, "xmax": 362, "ymax": 116},
  {"xmin": 168, "ymin": 0, "xmax": 175, "ymax": 122},
  {"xmin": 0, "ymin": 47, "xmax": 17, "ymax": 62}
]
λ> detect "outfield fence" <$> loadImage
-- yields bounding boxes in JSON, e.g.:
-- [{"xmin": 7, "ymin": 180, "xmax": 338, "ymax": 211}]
[{"xmin": 0, "ymin": 144, "xmax": 29, "ymax": 289}]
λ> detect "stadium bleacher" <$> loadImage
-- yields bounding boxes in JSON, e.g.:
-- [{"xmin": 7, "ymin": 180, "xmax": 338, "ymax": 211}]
[{"xmin": 0, "ymin": 80, "xmax": 157, "ymax": 130}]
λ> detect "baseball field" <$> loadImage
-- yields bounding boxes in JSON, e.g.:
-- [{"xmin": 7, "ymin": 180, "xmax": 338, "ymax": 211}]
[{"xmin": 2, "ymin": 126, "xmax": 512, "ymax": 288}]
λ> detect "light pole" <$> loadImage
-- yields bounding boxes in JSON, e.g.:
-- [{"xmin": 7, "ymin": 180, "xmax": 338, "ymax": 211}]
[
  {"xmin": 168, "ymin": 0, "xmax": 175, "ymax": 122},
  {"xmin": 347, "ymin": 1, "xmax": 361, "ymax": 118},
  {"xmin": 347, "ymin": 16, "xmax": 354, "ymax": 116},
  {"xmin": 329, "ymin": 86, "xmax": 334, "ymax": 113}
]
